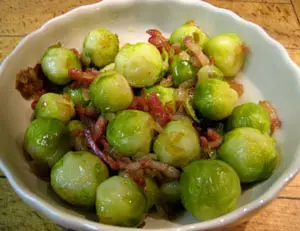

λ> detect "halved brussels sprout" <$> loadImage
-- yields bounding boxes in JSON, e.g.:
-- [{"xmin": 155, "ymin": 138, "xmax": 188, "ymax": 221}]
[
  {"xmin": 153, "ymin": 117, "xmax": 201, "ymax": 167},
  {"xmin": 143, "ymin": 85, "xmax": 175, "ymax": 106},
  {"xmin": 180, "ymin": 159, "xmax": 241, "ymax": 221},
  {"xmin": 218, "ymin": 127, "xmax": 278, "ymax": 183},
  {"xmin": 115, "ymin": 43, "xmax": 163, "ymax": 87},
  {"xmin": 106, "ymin": 110, "xmax": 155, "ymax": 157},
  {"xmin": 144, "ymin": 178, "xmax": 160, "ymax": 211},
  {"xmin": 41, "ymin": 47, "xmax": 81, "ymax": 85},
  {"xmin": 96, "ymin": 176, "xmax": 147, "ymax": 227},
  {"xmin": 63, "ymin": 86, "xmax": 90, "ymax": 106},
  {"xmin": 89, "ymin": 70, "xmax": 133, "ymax": 113},
  {"xmin": 24, "ymin": 118, "xmax": 70, "ymax": 167},
  {"xmin": 67, "ymin": 120, "xmax": 89, "ymax": 151},
  {"xmin": 35, "ymin": 93, "xmax": 75, "ymax": 123},
  {"xmin": 169, "ymin": 21, "xmax": 208, "ymax": 49},
  {"xmin": 51, "ymin": 151, "xmax": 109, "ymax": 207},
  {"xmin": 171, "ymin": 58, "xmax": 197, "ymax": 87},
  {"xmin": 160, "ymin": 181, "xmax": 181, "ymax": 204},
  {"xmin": 227, "ymin": 102, "xmax": 271, "ymax": 134},
  {"xmin": 197, "ymin": 65, "xmax": 224, "ymax": 82},
  {"xmin": 204, "ymin": 33, "xmax": 246, "ymax": 77},
  {"xmin": 194, "ymin": 78, "xmax": 238, "ymax": 120},
  {"xmin": 82, "ymin": 28, "xmax": 119, "ymax": 67}
]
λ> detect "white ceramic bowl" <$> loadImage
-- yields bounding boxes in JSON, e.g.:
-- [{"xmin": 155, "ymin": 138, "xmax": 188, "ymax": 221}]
[{"xmin": 1, "ymin": 0, "xmax": 300, "ymax": 230}]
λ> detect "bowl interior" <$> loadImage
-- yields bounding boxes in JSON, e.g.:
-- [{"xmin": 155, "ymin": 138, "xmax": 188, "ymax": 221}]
[{"xmin": 1, "ymin": 0, "xmax": 300, "ymax": 230}]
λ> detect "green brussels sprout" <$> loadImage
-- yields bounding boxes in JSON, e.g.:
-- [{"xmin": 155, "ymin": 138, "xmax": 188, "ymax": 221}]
[
  {"xmin": 24, "ymin": 118, "xmax": 70, "ymax": 167},
  {"xmin": 143, "ymin": 85, "xmax": 175, "ymax": 106},
  {"xmin": 101, "ymin": 63, "xmax": 115, "ymax": 72},
  {"xmin": 197, "ymin": 65, "xmax": 224, "ymax": 82},
  {"xmin": 153, "ymin": 117, "xmax": 201, "ymax": 167},
  {"xmin": 204, "ymin": 33, "xmax": 246, "ymax": 77},
  {"xmin": 180, "ymin": 159, "xmax": 241, "ymax": 221},
  {"xmin": 41, "ymin": 47, "xmax": 81, "ymax": 85},
  {"xmin": 169, "ymin": 21, "xmax": 208, "ymax": 49},
  {"xmin": 82, "ymin": 28, "xmax": 119, "ymax": 68},
  {"xmin": 194, "ymin": 79, "xmax": 238, "ymax": 120},
  {"xmin": 51, "ymin": 151, "xmax": 109, "ymax": 207},
  {"xmin": 115, "ymin": 43, "xmax": 163, "ymax": 87},
  {"xmin": 218, "ymin": 127, "xmax": 278, "ymax": 183},
  {"xmin": 67, "ymin": 120, "xmax": 89, "ymax": 151},
  {"xmin": 160, "ymin": 181, "xmax": 181, "ymax": 204},
  {"xmin": 96, "ymin": 176, "xmax": 147, "ymax": 227},
  {"xmin": 35, "ymin": 93, "xmax": 75, "ymax": 123},
  {"xmin": 144, "ymin": 178, "xmax": 160, "ymax": 211},
  {"xmin": 227, "ymin": 102, "xmax": 271, "ymax": 134},
  {"xmin": 106, "ymin": 110, "xmax": 155, "ymax": 157},
  {"xmin": 89, "ymin": 71, "xmax": 133, "ymax": 113},
  {"xmin": 63, "ymin": 86, "xmax": 90, "ymax": 106},
  {"xmin": 171, "ymin": 58, "xmax": 197, "ymax": 87}
]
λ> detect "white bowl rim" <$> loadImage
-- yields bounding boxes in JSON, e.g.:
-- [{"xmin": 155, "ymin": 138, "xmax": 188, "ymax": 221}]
[{"xmin": 1, "ymin": 0, "xmax": 300, "ymax": 230}]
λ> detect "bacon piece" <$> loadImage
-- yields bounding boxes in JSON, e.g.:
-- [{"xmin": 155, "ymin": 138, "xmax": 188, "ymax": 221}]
[
  {"xmin": 71, "ymin": 48, "xmax": 81, "ymax": 59},
  {"xmin": 184, "ymin": 36, "xmax": 210, "ymax": 68},
  {"xmin": 242, "ymin": 43, "xmax": 249, "ymax": 54},
  {"xmin": 68, "ymin": 68, "xmax": 99, "ymax": 85},
  {"xmin": 228, "ymin": 80, "xmax": 244, "ymax": 97},
  {"xmin": 206, "ymin": 128, "xmax": 223, "ymax": 149},
  {"xmin": 92, "ymin": 116, "xmax": 108, "ymax": 142},
  {"xmin": 128, "ymin": 96, "xmax": 149, "ymax": 112},
  {"xmin": 76, "ymin": 104, "xmax": 96, "ymax": 128},
  {"xmin": 148, "ymin": 93, "xmax": 172, "ymax": 127},
  {"xmin": 31, "ymin": 99, "xmax": 38, "ymax": 110},
  {"xmin": 259, "ymin": 100, "xmax": 282, "ymax": 134}
]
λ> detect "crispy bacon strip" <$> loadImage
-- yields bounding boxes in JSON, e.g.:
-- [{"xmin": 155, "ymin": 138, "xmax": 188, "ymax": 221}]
[
  {"xmin": 199, "ymin": 128, "xmax": 223, "ymax": 152},
  {"xmin": 259, "ymin": 100, "xmax": 282, "ymax": 134},
  {"xmin": 184, "ymin": 36, "xmax": 210, "ymax": 67},
  {"xmin": 68, "ymin": 68, "xmax": 99, "ymax": 85},
  {"xmin": 228, "ymin": 80, "xmax": 244, "ymax": 97},
  {"xmin": 148, "ymin": 93, "xmax": 172, "ymax": 127},
  {"xmin": 128, "ymin": 96, "xmax": 149, "ymax": 112},
  {"xmin": 76, "ymin": 105, "xmax": 97, "ymax": 128},
  {"xmin": 92, "ymin": 116, "xmax": 108, "ymax": 142}
]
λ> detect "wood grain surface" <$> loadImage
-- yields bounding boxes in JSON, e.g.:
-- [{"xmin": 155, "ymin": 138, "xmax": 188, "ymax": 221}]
[{"xmin": 0, "ymin": 0, "xmax": 300, "ymax": 230}]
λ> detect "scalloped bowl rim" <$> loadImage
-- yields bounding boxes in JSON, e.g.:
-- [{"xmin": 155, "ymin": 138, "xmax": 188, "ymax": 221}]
[{"xmin": 1, "ymin": 0, "xmax": 300, "ymax": 230}]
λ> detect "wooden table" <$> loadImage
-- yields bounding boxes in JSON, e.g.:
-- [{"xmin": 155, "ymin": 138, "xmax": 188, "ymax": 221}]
[{"xmin": 0, "ymin": 0, "xmax": 300, "ymax": 230}]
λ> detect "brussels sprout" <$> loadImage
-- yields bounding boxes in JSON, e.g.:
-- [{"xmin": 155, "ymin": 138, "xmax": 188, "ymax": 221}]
[
  {"xmin": 41, "ymin": 47, "xmax": 81, "ymax": 85},
  {"xmin": 51, "ymin": 151, "xmax": 109, "ymax": 207},
  {"xmin": 180, "ymin": 159, "xmax": 241, "ymax": 221},
  {"xmin": 169, "ymin": 21, "xmax": 208, "ymax": 49},
  {"xmin": 106, "ymin": 110, "xmax": 155, "ymax": 157},
  {"xmin": 115, "ymin": 43, "xmax": 163, "ymax": 87},
  {"xmin": 35, "ymin": 93, "xmax": 75, "ymax": 123},
  {"xmin": 218, "ymin": 127, "xmax": 278, "ymax": 183},
  {"xmin": 227, "ymin": 102, "xmax": 271, "ymax": 134},
  {"xmin": 67, "ymin": 120, "xmax": 89, "ymax": 151},
  {"xmin": 143, "ymin": 85, "xmax": 175, "ymax": 106},
  {"xmin": 63, "ymin": 86, "xmax": 90, "ymax": 106},
  {"xmin": 96, "ymin": 176, "xmax": 147, "ymax": 227},
  {"xmin": 171, "ymin": 58, "xmax": 197, "ymax": 87},
  {"xmin": 82, "ymin": 28, "xmax": 119, "ymax": 67},
  {"xmin": 101, "ymin": 63, "xmax": 115, "ymax": 72},
  {"xmin": 204, "ymin": 33, "xmax": 245, "ymax": 77},
  {"xmin": 153, "ymin": 117, "xmax": 201, "ymax": 167},
  {"xmin": 24, "ymin": 118, "xmax": 70, "ymax": 167},
  {"xmin": 194, "ymin": 79, "xmax": 238, "ymax": 120},
  {"xmin": 144, "ymin": 178, "xmax": 160, "ymax": 211},
  {"xmin": 160, "ymin": 181, "xmax": 181, "ymax": 204},
  {"xmin": 89, "ymin": 71, "xmax": 133, "ymax": 113},
  {"xmin": 197, "ymin": 65, "xmax": 224, "ymax": 82}
]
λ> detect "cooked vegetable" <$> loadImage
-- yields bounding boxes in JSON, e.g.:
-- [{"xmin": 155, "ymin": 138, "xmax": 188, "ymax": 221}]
[
  {"xmin": 67, "ymin": 120, "xmax": 89, "ymax": 151},
  {"xmin": 144, "ymin": 178, "xmax": 160, "ymax": 211},
  {"xmin": 106, "ymin": 110, "xmax": 155, "ymax": 157},
  {"xmin": 197, "ymin": 65, "xmax": 224, "ymax": 82},
  {"xmin": 63, "ymin": 86, "xmax": 89, "ymax": 106},
  {"xmin": 153, "ymin": 117, "xmax": 201, "ymax": 167},
  {"xmin": 41, "ymin": 47, "xmax": 81, "ymax": 85},
  {"xmin": 171, "ymin": 58, "xmax": 197, "ymax": 87},
  {"xmin": 180, "ymin": 159, "xmax": 241, "ymax": 221},
  {"xmin": 227, "ymin": 102, "xmax": 271, "ymax": 134},
  {"xmin": 35, "ymin": 93, "xmax": 75, "ymax": 123},
  {"xmin": 218, "ymin": 127, "xmax": 278, "ymax": 183},
  {"xmin": 24, "ymin": 118, "xmax": 70, "ymax": 167},
  {"xmin": 144, "ymin": 85, "xmax": 175, "ymax": 106},
  {"xmin": 194, "ymin": 78, "xmax": 238, "ymax": 120},
  {"xmin": 96, "ymin": 176, "xmax": 147, "ymax": 227},
  {"xmin": 51, "ymin": 151, "xmax": 109, "ymax": 207},
  {"xmin": 115, "ymin": 43, "xmax": 163, "ymax": 87},
  {"xmin": 82, "ymin": 28, "xmax": 119, "ymax": 67},
  {"xmin": 89, "ymin": 70, "xmax": 133, "ymax": 113},
  {"xmin": 160, "ymin": 181, "xmax": 181, "ymax": 204},
  {"xmin": 169, "ymin": 21, "xmax": 208, "ymax": 49},
  {"xmin": 204, "ymin": 33, "xmax": 246, "ymax": 77}
]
